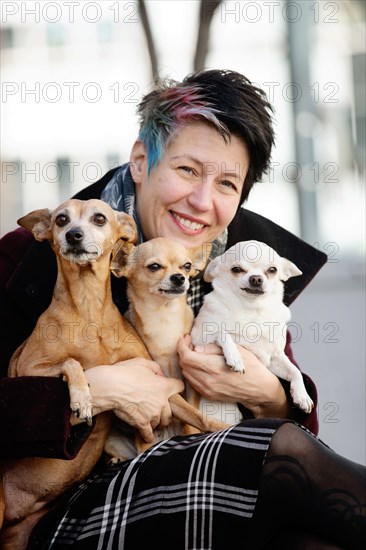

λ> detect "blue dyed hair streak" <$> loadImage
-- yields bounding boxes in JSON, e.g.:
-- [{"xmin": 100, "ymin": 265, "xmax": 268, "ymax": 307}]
[{"xmin": 137, "ymin": 84, "xmax": 229, "ymax": 174}]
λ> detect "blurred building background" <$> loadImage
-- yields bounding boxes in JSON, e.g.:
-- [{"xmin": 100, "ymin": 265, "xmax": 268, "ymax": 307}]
[{"xmin": 1, "ymin": 0, "xmax": 365, "ymax": 464}]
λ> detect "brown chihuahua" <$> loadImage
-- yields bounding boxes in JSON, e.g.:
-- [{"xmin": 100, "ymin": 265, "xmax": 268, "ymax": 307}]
[{"xmin": 0, "ymin": 199, "xmax": 151, "ymax": 549}]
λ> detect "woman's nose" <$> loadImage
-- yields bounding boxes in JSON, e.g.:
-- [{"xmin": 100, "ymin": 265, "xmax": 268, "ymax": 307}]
[{"xmin": 187, "ymin": 183, "xmax": 213, "ymax": 211}]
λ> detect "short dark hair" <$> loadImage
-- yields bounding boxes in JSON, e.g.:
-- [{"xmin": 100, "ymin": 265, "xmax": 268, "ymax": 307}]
[{"xmin": 137, "ymin": 69, "xmax": 275, "ymax": 203}]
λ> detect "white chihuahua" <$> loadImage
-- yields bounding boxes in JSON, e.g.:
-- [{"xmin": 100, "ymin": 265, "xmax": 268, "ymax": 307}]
[{"xmin": 191, "ymin": 240, "xmax": 314, "ymax": 414}]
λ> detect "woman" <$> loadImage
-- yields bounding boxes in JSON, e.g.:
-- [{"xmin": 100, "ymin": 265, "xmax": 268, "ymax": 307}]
[{"xmin": 1, "ymin": 70, "xmax": 364, "ymax": 548}]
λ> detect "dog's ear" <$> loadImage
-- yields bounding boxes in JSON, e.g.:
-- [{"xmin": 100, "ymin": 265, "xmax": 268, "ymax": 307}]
[
  {"xmin": 188, "ymin": 242, "xmax": 212, "ymax": 277},
  {"xmin": 110, "ymin": 241, "xmax": 136, "ymax": 278},
  {"xmin": 203, "ymin": 255, "xmax": 222, "ymax": 282},
  {"xmin": 116, "ymin": 212, "xmax": 138, "ymax": 244},
  {"xmin": 17, "ymin": 209, "xmax": 53, "ymax": 241},
  {"xmin": 280, "ymin": 258, "xmax": 303, "ymax": 281}
]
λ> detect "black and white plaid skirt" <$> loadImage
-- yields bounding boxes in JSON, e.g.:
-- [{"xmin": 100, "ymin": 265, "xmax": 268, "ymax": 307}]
[{"xmin": 29, "ymin": 419, "xmax": 288, "ymax": 549}]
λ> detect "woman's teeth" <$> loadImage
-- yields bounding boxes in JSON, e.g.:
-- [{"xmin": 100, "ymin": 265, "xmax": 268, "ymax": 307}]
[{"xmin": 172, "ymin": 213, "xmax": 204, "ymax": 231}]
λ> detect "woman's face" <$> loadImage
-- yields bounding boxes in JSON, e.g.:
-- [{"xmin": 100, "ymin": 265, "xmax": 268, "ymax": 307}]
[{"xmin": 130, "ymin": 121, "xmax": 250, "ymax": 248}]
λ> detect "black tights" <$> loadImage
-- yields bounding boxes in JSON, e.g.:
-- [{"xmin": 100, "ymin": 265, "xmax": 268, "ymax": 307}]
[{"xmin": 249, "ymin": 423, "xmax": 366, "ymax": 549}]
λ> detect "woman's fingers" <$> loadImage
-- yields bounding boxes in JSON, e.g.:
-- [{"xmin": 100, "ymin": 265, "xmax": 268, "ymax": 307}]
[
  {"xmin": 194, "ymin": 343, "xmax": 224, "ymax": 355},
  {"xmin": 159, "ymin": 404, "xmax": 173, "ymax": 428},
  {"xmin": 167, "ymin": 378, "xmax": 185, "ymax": 396},
  {"xmin": 143, "ymin": 360, "xmax": 185, "ymax": 396},
  {"xmin": 138, "ymin": 424, "xmax": 155, "ymax": 443},
  {"xmin": 178, "ymin": 335, "xmax": 223, "ymax": 356},
  {"xmin": 113, "ymin": 407, "xmax": 155, "ymax": 443},
  {"xmin": 143, "ymin": 360, "xmax": 164, "ymax": 376}
]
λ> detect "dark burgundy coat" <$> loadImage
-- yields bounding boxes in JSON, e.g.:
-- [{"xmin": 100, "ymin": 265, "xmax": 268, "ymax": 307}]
[{"xmin": 0, "ymin": 168, "xmax": 327, "ymax": 458}]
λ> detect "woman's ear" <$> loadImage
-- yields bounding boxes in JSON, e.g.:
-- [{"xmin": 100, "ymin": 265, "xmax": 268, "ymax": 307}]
[{"xmin": 130, "ymin": 140, "xmax": 147, "ymax": 185}]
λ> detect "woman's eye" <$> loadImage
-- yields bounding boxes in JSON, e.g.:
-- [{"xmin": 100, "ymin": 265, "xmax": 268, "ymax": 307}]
[
  {"xmin": 55, "ymin": 214, "xmax": 69, "ymax": 227},
  {"xmin": 183, "ymin": 262, "xmax": 192, "ymax": 271},
  {"xmin": 93, "ymin": 213, "xmax": 107, "ymax": 226},
  {"xmin": 179, "ymin": 166, "xmax": 195, "ymax": 175},
  {"xmin": 220, "ymin": 180, "xmax": 238, "ymax": 192},
  {"xmin": 147, "ymin": 263, "xmax": 161, "ymax": 272}
]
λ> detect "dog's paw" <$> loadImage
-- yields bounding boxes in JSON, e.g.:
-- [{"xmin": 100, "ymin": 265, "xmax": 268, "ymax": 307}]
[
  {"xmin": 301, "ymin": 396, "xmax": 314, "ymax": 414},
  {"xmin": 230, "ymin": 362, "xmax": 245, "ymax": 374},
  {"xmin": 70, "ymin": 389, "xmax": 93, "ymax": 426},
  {"xmin": 225, "ymin": 349, "xmax": 245, "ymax": 373},
  {"xmin": 291, "ymin": 388, "xmax": 314, "ymax": 414}
]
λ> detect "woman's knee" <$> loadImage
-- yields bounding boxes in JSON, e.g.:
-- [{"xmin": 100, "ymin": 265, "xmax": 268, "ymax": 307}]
[{"xmin": 266, "ymin": 422, "xmax": 319, "ymax": 463}]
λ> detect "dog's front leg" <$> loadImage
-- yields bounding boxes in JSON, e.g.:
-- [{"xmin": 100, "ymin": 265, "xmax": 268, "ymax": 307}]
[
  {"xmin": 11, "ymin": 357, "xmax": 93, "ymax": 425},
  {"xmin": 216, "ymin": 330, "xmax": 245, "ymax": 373},
  {"xmin": 58, "ymin": 358, "xmax": 93, "ymax": 425},
  {"xmin": 269, "ymin": 353, "xmax": 314, "ymax": 413}
]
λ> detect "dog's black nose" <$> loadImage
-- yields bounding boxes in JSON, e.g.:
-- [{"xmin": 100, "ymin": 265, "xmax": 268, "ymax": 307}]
[
  {"xmin": 66, "ymin": 227, "xmax": 84, "ymax": 245},
  {"xmin": 170, "ymin": 273, "xmax": 186, "ymax": 287},
  {"xmin": 249, "ymin": 275, "xmax": 263, "ymax": 287}
]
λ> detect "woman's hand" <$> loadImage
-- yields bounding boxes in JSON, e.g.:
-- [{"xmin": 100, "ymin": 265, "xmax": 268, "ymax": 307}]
[
  {"xmin": 84, "ymin": 358, "xmax": 185, "ymax": 443},
  {"xmin": 177, "ymin": 335, "xmax": 290, "ymax": 419}
]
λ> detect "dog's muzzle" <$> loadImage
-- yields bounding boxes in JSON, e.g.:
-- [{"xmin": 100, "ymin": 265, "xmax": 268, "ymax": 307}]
[
  {"xmin": 66, "ymin": 227, "xmax": 84, "ymax": 246},
  {"xmin": 243, "ymin": 287, "xmax": 265, "ymax": 295},
  {"xmin": 64, "ymin": 228, "xmax": 100, "ymax": 258},
  {"xmin": 170, "ymin": 273, "xmax": 186, "ymax": 287},
  {"xmin": 242, "ymin": 276, "xmax": 265, "ymax": 295},
  {"xmin": 159, "ymin": 273, "xmax": 187, "ymax": 295},
  {"xmin": 249, "ymin": 275, "xmax": 263, "ymax": 287},
  {"xmin": 65, "ymin": 229, "xmax": 88, "ymax": 255}
]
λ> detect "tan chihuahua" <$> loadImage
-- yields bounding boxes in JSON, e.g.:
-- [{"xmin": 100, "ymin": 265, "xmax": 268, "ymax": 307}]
[
  {"xmin": 0, "ymin": 199, "xmax": 151, "ymax": 549},
  {"xmin": 106, "ymin": 237, "xmax": 228, "ymax": 460}
]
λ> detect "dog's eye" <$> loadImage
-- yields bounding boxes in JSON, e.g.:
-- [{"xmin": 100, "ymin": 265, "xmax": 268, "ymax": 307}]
[
  {"xmin": 55, "ymin": 214, "xmax": 69, "ymax": 227},
  {"xmin": 147, "ymin": 263, "xmax": 161, "ymax": 272},
  {"xmin": 267, "ymin": 267, "xmax": 277, "ymax": 274},
  {"xmin": 183, "ymin": 262, "xmax": 192, "ymax": 271},
  {"xmin": 93, "ymin": 213, "xmax": 107, "ymax": 226},
  {"xmin": 231, "ymin": 266, "xmax": 245, "ymax": 274}
]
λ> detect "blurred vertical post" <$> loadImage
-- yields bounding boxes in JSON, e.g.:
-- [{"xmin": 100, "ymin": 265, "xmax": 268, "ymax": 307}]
[
  {"xmin": 194, "ymin": 0, "xmax": 222, "ymax": 71},
  {"xmin": 138, "ymin": 0, "xmax": 158, "ymax": 80},
  {"xmin": 286, "ymin": 0, "xmax": 319, "ymax": 245}
]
